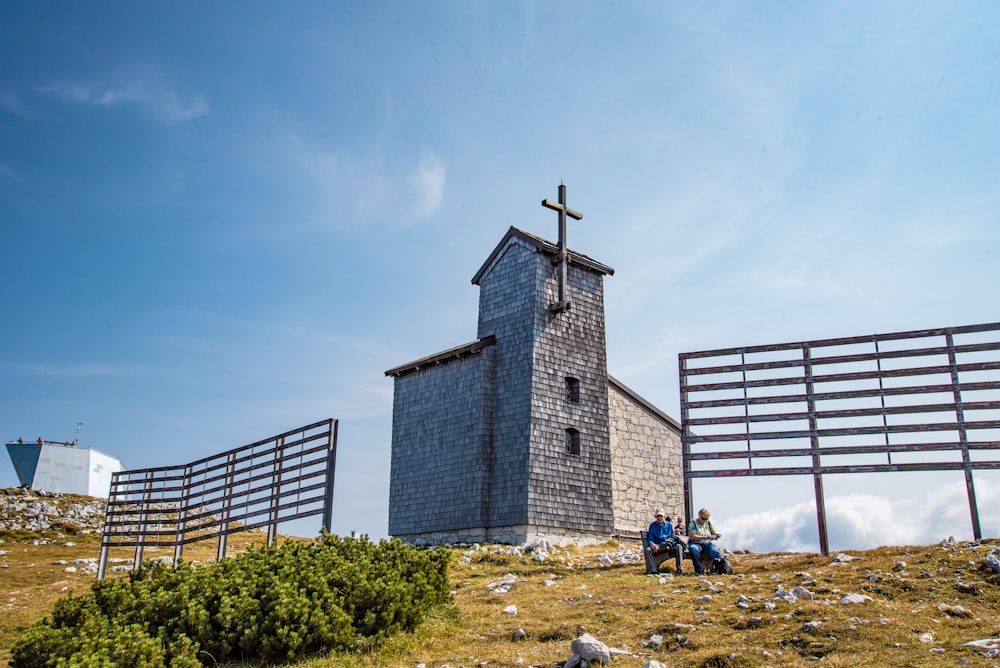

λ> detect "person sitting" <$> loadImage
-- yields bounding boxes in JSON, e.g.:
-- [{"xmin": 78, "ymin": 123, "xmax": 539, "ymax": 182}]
[
  {"xmin": 686, "ymin": 507, "xmax": 725, "ymax": 575},
  {"xmin": 644, "ymin": 508, "xmax": 682, "ymax": 574}
]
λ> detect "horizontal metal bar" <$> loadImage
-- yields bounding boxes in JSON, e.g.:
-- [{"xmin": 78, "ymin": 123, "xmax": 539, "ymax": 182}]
[
  {"xmin": 683, "ymin": 360, "xmax": 1000, "ymax": 393},
  {"xmin": 686, "ymin": 419, "xmax": 1000, "ymax": 443},
  {"xmin": 679, "ymin": 322, "xmax": 1000, "ymax": 361},
  {"xmin": 681, "ymin": 341, "xmax": 1000, "ymax": 377},
  {"xmin": 686, "ymin": 440, "xmax": 1000, "ymax": 460},
  {"xmin": 686, "ymin": 400, "xmax": 1000, "ymax": 426},
  {"xmin": 682, "ymin": 380, "xmax": 1000, "ymax": 409},
  {"xmin": 687, "ymin": 460, "xmax": 1000, "ymax": 478}
]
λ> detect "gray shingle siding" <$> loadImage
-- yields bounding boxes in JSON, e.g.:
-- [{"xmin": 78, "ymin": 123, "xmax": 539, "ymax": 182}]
[{"xmin": 386, "ymin": 226, "xmax": 681, "ymax": 545}]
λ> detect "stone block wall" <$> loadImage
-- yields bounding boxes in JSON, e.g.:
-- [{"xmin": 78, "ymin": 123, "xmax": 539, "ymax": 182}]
[{"xmin": 608, "ymin": 377, "xmax": 684, "ymax": 534}]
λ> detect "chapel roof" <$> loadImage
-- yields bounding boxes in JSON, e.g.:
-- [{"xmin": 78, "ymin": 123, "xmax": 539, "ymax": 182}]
[
  {"xmin": 471, "ymin": 226, "xmax": 615, "ymax": 286},
  {"xmin": 384, "ymin": 335, "xmax": 496, "ymax": 378}
]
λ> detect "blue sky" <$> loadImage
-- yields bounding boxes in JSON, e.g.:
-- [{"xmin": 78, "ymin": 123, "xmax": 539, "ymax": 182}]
[{"xmin": 2, "ymin": 2, "xmax": 998, "ymax": 550}]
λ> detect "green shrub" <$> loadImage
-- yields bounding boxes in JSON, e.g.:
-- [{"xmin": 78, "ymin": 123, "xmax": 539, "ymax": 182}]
[{"xmin": 10, "ymin": 535, "xmax": 451, "ymax": 667}]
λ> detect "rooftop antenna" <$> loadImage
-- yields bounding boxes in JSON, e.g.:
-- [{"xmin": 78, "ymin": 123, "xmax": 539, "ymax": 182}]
[{"xmin": 74, "ymin": 422, "xmax": 83, "ymax": 446}]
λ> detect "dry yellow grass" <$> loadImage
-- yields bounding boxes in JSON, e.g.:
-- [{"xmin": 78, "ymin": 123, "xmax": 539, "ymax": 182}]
[{"xmin": 2, "ymin": 493, "xmax": 999, "ymax": 668}]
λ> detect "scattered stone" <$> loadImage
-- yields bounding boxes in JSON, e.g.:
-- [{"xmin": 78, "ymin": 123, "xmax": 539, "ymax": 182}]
[
  {"xmin": 502, "ymin": 604, "xmax": 517, "ymax": 616},
  {"xmin": 487, "ymin": 575, "xmax": 518, "ymax": 594},
  {"xmin": 831, "ymin": 553, "xmax": 860, "ymax": 564},
  {"xmin": 644, "ymin": 634, "xmax": 663, "ymax": 650},
  {"xmin": 919, "ymin": 632, "xmax": 934, "ymax": 643},
  {"xmin": 955, "ymin": 580, "xmax": 982, "ymax": 595},
  {"xmin": 63, "ymin": 566, "xmax": 77, "ymax": 573},
  {"xmin": 791, "ymin": 586, "xmax": 815, "ymax": 601},
  {"xmin": 841, "ymin": 593, "xmax": 872, "ymax": 605},
  {"xmin": 512, "ymin": 629, "xmax": 526, "ymax": 641},
  {"xmin": 940, "ymin": 536, "xmax": 957, "ymax": 549},
  {"xmin": 802, "ymin": 621, "xmax": 821, "ymax": 632},
  {"xmin": 570, "ymin": 633, "xmax": 611, "ymax": 665},
  {"xmin": 542, "ymin": 580, "xmax": 557, "ymax": 587},
  {"xmin": 641, "ymin": 662, "xmax": 666, "ymax": 668},
  {"xmin": 986, "ymin": 548, "xmax": 1000, "ymax": 576},
  {"xmin": 694, "ymin": 595, "xmax": 711, "ymax": 603},
  {"xmin": 937, "ymin": 603, "xmax": 972, "ymax": 618}
]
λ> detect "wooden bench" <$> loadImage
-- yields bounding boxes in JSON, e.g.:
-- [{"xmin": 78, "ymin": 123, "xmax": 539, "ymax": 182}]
[{"xmin": 639, "ymin": 530, "xmax": 684, "ymax": 575}]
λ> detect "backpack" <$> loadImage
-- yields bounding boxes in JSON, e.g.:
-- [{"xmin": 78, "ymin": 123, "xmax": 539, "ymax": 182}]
[{"xmin": 711, "ymin": 557, "xmax": 733, "ymax": 575}]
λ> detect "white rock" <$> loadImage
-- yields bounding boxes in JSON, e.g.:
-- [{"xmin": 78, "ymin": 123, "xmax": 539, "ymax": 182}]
[
  {"xmin": 542, "ymin": 579, "xmax": 557, "ymax": 587},
  {"xmin": 841, "ymin": 593, "xmax": 872, "ymax": 604},
  {"xmin": 919, "ymin": 632, "xmax": 934, "ymax": 643},
  {"xmin": 791, "ymin": 586, "xmax": 815, "ymax": 601},
  {"xmin": 963, "ymin": 638, "xmax": 1000, "ymax": 649},
  {"xmin": 985, "ymin": 548, "xmax": 1000, "ymax": 575},
  {"xmin": 803, "ymin": 621, "xmax": 822, "ymax": 632},
  {"xmin": 642, "ymin": 662, "xmax": 666, "ymax": 668},
  {"xmin": 571, "ymin": 633, "xmax": 611, "ymax": 665},
  {"xmin": 502, "ymin": 604, "xmax": 517, "ymax": 616},
  {"xmin": 64, "ymin": 566, "xmax": 77, "ymax": 573}
]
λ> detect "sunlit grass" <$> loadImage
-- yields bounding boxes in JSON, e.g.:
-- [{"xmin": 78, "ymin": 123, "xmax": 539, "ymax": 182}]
[{"xmin": 3, "ymin": 493, "xmax": 999, "ymax": 667}]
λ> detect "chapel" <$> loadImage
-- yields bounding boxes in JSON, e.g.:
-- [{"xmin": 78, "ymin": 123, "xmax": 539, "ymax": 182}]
[{"xmin": 385, "ymin": 188, "xmax": 684, "ymax": 545}]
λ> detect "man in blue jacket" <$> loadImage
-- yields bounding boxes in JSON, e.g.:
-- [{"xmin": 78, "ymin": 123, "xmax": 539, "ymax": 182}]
[{"xmin": 645, "ymin": 508, "xmax": 682, "ymax": 574}]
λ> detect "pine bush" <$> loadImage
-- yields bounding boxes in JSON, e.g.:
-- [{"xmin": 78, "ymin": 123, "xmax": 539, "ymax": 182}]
[{"xmin": 10, "ymin": 535, "xmax": 451, "ymax": 667}]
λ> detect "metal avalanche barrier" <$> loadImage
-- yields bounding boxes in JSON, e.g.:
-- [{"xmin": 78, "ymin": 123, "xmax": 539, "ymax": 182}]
[
  {"xmin": 98, "ymin": 419, "xmax": 337, "ymax": 579},
  {"xmin": 680, "ymin": 323, "xmax": 1000, "ymax": 555}
]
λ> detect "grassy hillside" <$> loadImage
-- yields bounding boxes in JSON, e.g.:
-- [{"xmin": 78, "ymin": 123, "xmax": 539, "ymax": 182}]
[{"xmin": 2, "ymin": 490, "xmax": 999, "ymax": 667}]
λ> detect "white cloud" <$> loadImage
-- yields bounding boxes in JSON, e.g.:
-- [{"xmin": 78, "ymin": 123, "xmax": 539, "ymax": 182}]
[
  {"xmin": 409, "ymin": 148, "xmax": 446, "ymax": 221},
  {"xmin": 280, "ymin": 134, "xmax": 446, "ymax": 229},
  {"xmin": 41, "ymin": 77, "xmax": 207, "ymax": 123},
  {"xmin": 723, "ymin": 481, "xmax": 1000, "ymax": 553}
]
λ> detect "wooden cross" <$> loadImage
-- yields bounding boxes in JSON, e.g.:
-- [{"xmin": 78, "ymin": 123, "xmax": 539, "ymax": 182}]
[{"xmin": 541, "ymin": 183, "xmax": 582, "ymax": 313}]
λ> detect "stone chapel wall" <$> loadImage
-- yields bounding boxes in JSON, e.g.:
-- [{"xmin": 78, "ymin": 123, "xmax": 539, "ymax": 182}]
[{"xmin": 608, "ymin": 378, "xmax": 684, "ymax": 534}]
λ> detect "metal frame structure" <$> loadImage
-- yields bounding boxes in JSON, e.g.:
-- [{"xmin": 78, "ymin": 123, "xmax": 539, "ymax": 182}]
[
  {"xmin": 98, "ymin": 419, "xmax": 337, "ymax": 579},
  {"xmin": 679, "ymin": 323, "xmax": 1000, "ymax": 555}
]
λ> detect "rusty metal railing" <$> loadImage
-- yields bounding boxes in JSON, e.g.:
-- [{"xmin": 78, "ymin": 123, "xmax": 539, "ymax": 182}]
[
  {"xmin": 680, "ymin": 323, "xmax": 1000, "ymax": 555},
  {"xmin": 97, "ymin": 419, "xmax": 337, "ymax": 578}
]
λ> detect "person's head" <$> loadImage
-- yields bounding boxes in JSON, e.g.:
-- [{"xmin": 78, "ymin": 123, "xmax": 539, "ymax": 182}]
[
  {"xmin": 697, "ymin": 508, "xmax": 711, "ymax": 522},
  {"xmin": 654, "ymin": 508, "xmax": 666, "ymax": 524}
]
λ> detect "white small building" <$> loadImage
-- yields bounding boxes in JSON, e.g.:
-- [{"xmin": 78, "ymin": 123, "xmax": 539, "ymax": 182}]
[{"xmin": 6, "ymin": 439, "xmax": 125, "ymax": 498}]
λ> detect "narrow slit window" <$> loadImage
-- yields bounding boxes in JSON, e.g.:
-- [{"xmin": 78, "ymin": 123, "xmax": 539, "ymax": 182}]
[
  {"xmin": 565, "ymin": 428, "xmax": 581, "ymax": 455},
  {"xmin": 566, "ymin": 377, "xmax": 581, "ymax": 404}
]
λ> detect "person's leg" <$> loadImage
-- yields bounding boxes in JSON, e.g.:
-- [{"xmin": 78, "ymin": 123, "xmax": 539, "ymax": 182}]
[
  {"xmin": 672, "ymin": 541, "xmax": 683, "ymax": 574},
  {"xmin": 643, "ymin": 545, "xmax": 658, "ymax": 574},
  {"xmin": 706, "ymin": 542, "xmax": 724, "ymax": 561},
  {"xmin": 688, "ymin": 542, "xmax": 704, "ymax": 574}
]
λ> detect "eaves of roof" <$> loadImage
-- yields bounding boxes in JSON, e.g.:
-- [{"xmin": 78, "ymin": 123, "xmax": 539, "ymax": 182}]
[
  {"xmin": 384, "ymin": 335, "xmax": 497, "ymax": 378},
  {"xmin": 471, "ymin": 226, "xmax": 615, "ymax": 286}
]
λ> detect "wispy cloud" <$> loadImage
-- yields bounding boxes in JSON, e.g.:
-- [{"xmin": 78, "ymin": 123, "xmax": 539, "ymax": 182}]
[
  {"xmin": 40, "ymin": 76, "xmax": 207, "ymax": 124},
  {"xmin": 280, "ymin": 134, "xmax": 447, "ymax": 229},
  {"xmin": 0, "ymin": 90, "xmax": 33, "ymax": 117},
  {"xmin": 409, "ymin": 148, "xmax": 446, "ymax": 221},
  {"xmin": 1, "ymin": 361, "xmax": 140, "ymax": 378}
]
